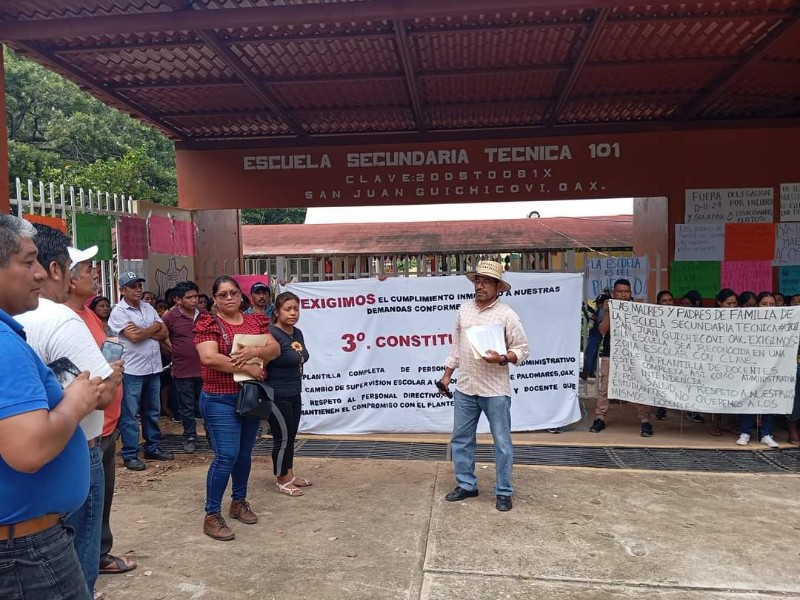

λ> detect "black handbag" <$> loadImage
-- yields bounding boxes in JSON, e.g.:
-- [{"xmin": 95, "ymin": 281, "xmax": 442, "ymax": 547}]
[
  {"xmin": 236, "ymin": 379, "xmax": 275, "ymax": 420},
  {"xmin": 213, "ymin": 316, "xmax": 275, "ymax": 420}
]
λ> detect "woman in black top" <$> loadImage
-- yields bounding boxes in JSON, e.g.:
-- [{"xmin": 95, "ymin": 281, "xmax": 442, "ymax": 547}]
[{"xmin": 266, "ymin": 291, "xmax": 311, "ymax": 496}]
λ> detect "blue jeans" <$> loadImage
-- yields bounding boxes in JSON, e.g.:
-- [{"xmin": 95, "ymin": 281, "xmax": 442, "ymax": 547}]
[
  {"xmin": 120, "ymin": 372, "xmax": 163, "ymax": 460},
  {"xmin": 583, "ymin": 328, "xmax": 601, "ymax": 375},
  {"xmin": 200, "ymin": 392, "xmax": 260, "ymax": 515},
  {"xmin": 64, "ymin": 445, "xmax": 103, "ymax": 594},
  {"xmin": 451, "ymin": 390, "xmax": 513, "ymax": 496},
  {"xmin": 0, "ymin": 523, "xmax": 91, "ymax": 599},
  {"xmin": 740, "ymin": 413, "xmax": 774, "ymax": 437}
]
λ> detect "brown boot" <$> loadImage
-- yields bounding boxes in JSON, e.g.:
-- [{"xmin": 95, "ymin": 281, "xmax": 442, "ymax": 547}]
[
  {"xmin": 229, "ymin": 499, "xmax": 258, "ymax": 524},
  {"xmin": 203, "ymin": 513, "xmax": 235, "ymax": 541}
]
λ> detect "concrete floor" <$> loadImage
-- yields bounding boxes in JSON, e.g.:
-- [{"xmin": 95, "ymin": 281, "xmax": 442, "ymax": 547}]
[{"xmin": 98, "ymin": 455, "xmax": 800, "ymax": 600}]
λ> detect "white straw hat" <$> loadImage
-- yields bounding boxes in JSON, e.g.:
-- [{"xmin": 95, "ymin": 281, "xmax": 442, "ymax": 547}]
[{"xmin": 465, "ymin": 260, "xmax": 511, "ymax": 292}]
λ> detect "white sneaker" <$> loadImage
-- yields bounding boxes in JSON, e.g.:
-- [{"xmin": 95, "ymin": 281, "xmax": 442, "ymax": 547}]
[
  {"xmin": 761, "ymin": 435, "xmax": 780, "ymax": 449},
  {"xmin": 736, "ymin": 433, "xmax": 751, "ymax": 446}
]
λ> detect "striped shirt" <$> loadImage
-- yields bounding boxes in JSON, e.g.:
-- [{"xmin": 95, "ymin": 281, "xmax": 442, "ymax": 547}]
[{"xmin": 444, "ymin": 299, "xmax": 529, "ymax": 397}]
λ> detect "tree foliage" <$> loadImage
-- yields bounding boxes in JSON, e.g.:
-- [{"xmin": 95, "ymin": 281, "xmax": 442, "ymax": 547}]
[{"xmin": 4, "ymin": 48, "xmax": 305, "ymax": 222}]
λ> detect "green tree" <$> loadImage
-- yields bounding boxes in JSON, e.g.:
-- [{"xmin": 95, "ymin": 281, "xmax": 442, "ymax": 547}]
[{"xmin": 241, "ymin": 208, "xmax": 307, "ymax": 224}]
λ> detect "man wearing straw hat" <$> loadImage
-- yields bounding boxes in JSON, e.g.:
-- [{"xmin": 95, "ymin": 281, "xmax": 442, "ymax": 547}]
[{"xmin": 438, "ymin": 260, "xmax": 529, "ymax": 512}]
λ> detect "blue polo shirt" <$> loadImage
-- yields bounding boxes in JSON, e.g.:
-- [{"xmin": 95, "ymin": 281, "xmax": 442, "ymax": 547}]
[{"xmin": 0, "ymin": 308, "xmax": 89, "ymax": 524}]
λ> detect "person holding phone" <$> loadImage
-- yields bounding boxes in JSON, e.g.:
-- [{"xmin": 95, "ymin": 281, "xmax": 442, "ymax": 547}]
[
  {"xmin": 11, "ymin": 222, "xmax": 119, "ymax": 600},
  {"xmin": 194, "ymin": 276, "xmax": 280, "ymax": 541}
]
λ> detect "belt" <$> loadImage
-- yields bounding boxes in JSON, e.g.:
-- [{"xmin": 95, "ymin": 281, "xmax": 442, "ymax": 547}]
[
  {"xmin": 0, "ymin": 514, "xmax": 60, "ymax": 541},
  {"xmin": 87, "ymin": 436, "xmax": 101, "ymax": 448}
]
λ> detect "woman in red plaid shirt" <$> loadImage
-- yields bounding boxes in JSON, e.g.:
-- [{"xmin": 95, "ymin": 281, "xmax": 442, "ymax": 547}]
[{"xmin": 194, "ymin": 276, "xmax": 279, "ymax": 541}]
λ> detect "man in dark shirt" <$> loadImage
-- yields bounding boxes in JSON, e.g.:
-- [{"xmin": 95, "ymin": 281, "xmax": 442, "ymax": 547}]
[{"xmin": 162, "ymin": 281, "xmax": 204, "ymax": 453}]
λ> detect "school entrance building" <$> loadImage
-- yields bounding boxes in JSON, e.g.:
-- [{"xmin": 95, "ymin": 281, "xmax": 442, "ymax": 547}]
[{"xmin": 0, "ymin": 1, "xmax": 798, "ymax": 295}]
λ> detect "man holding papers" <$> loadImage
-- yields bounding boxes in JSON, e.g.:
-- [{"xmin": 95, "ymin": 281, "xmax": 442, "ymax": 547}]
[{"xmin": 438, "ymin": 260, "xmax": 529, "ymax": 512}]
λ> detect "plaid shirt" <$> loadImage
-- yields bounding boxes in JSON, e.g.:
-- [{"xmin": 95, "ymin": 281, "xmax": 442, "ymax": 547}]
[
  {"xmin": 194, "ymin": 313, "xmax": 270, "ymax": 394},
  {"xmin": 444, "ymin": 298, "xmax": 529, "ymax": 397}
]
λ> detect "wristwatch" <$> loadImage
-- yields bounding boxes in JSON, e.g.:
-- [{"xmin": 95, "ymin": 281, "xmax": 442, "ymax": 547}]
[{"xmin": 499, "ymin": 354, "xmax": 509, "ymax": 366}]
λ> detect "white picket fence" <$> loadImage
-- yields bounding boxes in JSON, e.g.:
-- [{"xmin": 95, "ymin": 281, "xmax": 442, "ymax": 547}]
[{"xmin": 10, "ymin": 178, "xmax": 136, "ymax": 302}]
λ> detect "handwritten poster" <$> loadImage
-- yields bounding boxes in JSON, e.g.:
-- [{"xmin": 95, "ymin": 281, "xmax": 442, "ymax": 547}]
[
  {"xmin": 583, "ymin": 256, "xmax": 648, "ymax": 300},
  {"xmin": 684, "ymin": 188, "xmax": 774, "ymax": 224},
  {"xmin": 779, "ymin": 266, "xmax": 800, "ymax": 296},
  {"xmin": 774, "ymin": 223, "xmax": 800, "ymax": 266},
  {"xmin": 669, "ymin": 261, "xmax": 721, "ymax": 299},
  {"xmin": 780, "ymin": 183, "xmax": 800, "ymax": 222},
  {"xmin": 724, "ymin": 223, "xmax": 775, "ymax": 261},
  {"xmin": 74, "ymin": 213, "xmax": 112, "ymax": 260},
  {"xmin": 608, "ymin": 301, "xmax": 800, "ymax": 414},
  {"xmin": 674, "ymin": 224, "xmax": 725, "ymax": 261},
  {"xmin": 721, "ymin": 260, "xmax": 773, "ymax": 294}
]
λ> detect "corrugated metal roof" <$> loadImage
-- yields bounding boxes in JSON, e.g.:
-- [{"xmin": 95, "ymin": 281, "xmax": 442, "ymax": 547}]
[
  {"xmin": 0, "ymin": 1, "xmax": 797, "ymax": 143},
  {"xmin": 242, "ymin": 215, "xmax": 633, "ymax": 256}
]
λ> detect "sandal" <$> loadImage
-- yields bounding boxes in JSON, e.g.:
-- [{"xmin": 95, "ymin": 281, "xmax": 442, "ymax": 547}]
[
  {"xmin": 708, "ymin": 423, "xmax": 721, "ymax": 437},
  {"xmin": 99, "ymin": 554, "xmax": 137, "ymax": 575},
  {"xmin": 276, "ymin": 481, "xmax": 304, "ymax": 496},
  {"xmin": 289, "ymin": 476, "xmax": 312, "ymax": 488},
  {"xmin": 789, "ymin": 438, "xmax": 800, "ymax": 446}
]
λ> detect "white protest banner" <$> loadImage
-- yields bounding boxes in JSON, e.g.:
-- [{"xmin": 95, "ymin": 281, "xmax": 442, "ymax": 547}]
[
  {"xmin": 684, "ymin": 188, "xmax": 774, "ymax": 224},
  {"xmin": 608, "ymin": 301, "xmax": 800, "ymax": 414},
  {"xmin": 583, "ymin": 256, "xmax": 648, "ymax": 300},
  {"xmin": 674, "ymin": 224, "xmax": 725, "ymax": 261},
  {"xmin": 780, "ymin": 183, "xmax": 800, "ymax": 222},
  {"xmin": 774, "ymin": 223, "xmax": 800, "ymax": 266},
  {"xmin": 285, "ymin": 272, "xmax": 582, "ymax": 434}
]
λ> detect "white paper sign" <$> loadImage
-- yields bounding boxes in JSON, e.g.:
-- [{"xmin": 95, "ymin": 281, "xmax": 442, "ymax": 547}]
[
  {"xmin": 780, "ymin": 183, "xmax": 800, "ymax": 222},
  {"xmin": 674, "ymin": 224, "xmax": 725, "ymax": 261},
  {"xmin": 285, "ymin": 272, "xmax": 583, "ymax": 434},
  {"xmin": 609, "ymin": 301, "xmax": 800, "ymax": 414},
  {"xmin": 684, "ymin": 188, "xmax": 774, "ymax": 223},
  {"xmin": 774, "ymin": 223, "xmax": 800, "ymax": 266},
  {"xmin": 583, "ymin": 256, "xmax": 648, "ymax": 300}
]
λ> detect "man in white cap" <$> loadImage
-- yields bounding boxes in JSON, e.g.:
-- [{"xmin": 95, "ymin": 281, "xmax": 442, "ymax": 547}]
[
  {"xmin": 109, "ymin": 271, "xmax": 173, "ymax": 471},
  {"xmin": 16, "ymin": 224, "xmax": 123, "ymax": 600},
  {"xmin": 438, "ymin": 260, "xmax": 529, "ymax": 512}
]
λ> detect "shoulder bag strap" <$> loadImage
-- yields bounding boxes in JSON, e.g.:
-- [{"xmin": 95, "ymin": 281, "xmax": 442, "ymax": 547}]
[{"xmin": 212, "ymin": 315, "xmax": 231, "ymax": 354}]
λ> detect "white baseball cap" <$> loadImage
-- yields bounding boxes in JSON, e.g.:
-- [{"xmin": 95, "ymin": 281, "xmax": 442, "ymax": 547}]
[{"xmin": 67, "ymin": 245, "xmax": 98, "ymax": 269}]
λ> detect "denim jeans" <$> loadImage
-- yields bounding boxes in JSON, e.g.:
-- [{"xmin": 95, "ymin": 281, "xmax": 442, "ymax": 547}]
[
  {"xmin": 200, "ymin": 392, "xmax": 260, "ymax": 515},
  {"xmin": 120, "ymin": 372, "xmax": 162, "ymax": 460},
  {"xmin": 64, "ymin": 445, "xmax": 103, "ymax": 594},
  {"xmin": 451, "ymin": 390, "xmax": 513, "ymax": 496},
  {"xmin": 740, "ymin": 413, "xmax": 774, "ymax": 437},
  {"xmin": 0, "ymin": 523, "xmax": 91, "ymax": 599},
  {"xmin": 174, "ymin": 377, "xmax": 202, "ymax": 439},
  {"xmin": 583, "ymin": 328, "xmax": 601, "ymax": 375}
]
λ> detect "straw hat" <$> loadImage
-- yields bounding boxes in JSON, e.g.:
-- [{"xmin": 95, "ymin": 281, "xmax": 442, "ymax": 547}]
[{"xmin": 465, "ymin": 260, "xmax": 511, "ymax": 292}]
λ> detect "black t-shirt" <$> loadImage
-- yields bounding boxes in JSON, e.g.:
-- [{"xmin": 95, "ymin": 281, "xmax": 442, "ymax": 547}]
[{"xmin": 266, "ymin": 325, "xmax": 309, "ymax": 397}]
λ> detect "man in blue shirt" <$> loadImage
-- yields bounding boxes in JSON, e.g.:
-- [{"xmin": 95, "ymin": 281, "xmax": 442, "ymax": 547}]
[{"xmin": 0, "ymin": 215, "xmax": 104, "ymax": 600}]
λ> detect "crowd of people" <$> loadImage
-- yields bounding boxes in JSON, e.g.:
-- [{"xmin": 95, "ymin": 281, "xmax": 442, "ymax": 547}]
[
  {"xmin": 2, "ymin": 214, "xmax": 798, "ymax": 598},
  {"xmin": 581, "ymin": 279, "xmax": 800, "ymax": 445},
  {"xmin": 0, "ymin": 216, "xmax": 312, "ymax": 599}
]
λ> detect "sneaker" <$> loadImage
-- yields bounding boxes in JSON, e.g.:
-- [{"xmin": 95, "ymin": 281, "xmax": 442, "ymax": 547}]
[
  {"xmin": 760, "ymin": 435, "xmax": 780, "ymax": 449},
  {"xmin": 184, "ymin": 440, "xmax": 196, "ymax": 454},
  {"xmin": 655, "ymin": 407, "xmax": 667, "ymax": 420},
  {"xmin": 143, "ymin": 449, "xmax": 174, "ymax": 461},
  {"xmin": 546, "ymin": 428, "xmax": 562, "ymax": 434},
  {"xmin": 589, "ymin": 418, "xmax": 605, "ymax": 433},
  {"xmin": 736, "ymin": 433, "xmax": 751, "ymax": 446},
  {"xmin": 640, "ymin": 422, "xmax": 653, "ymax": 437},
  {"xmin": 684, "ymin": 412, "xmax": 705, "ymax": 423}
]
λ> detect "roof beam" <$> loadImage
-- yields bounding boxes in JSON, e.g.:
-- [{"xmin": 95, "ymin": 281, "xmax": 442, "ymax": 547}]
[
  {"xmin": 175, "ymin": 118, "xmax": 800, "ymax": 149},
  {"xmin": 195, "ymin": 30, "xmax": 306, "ymax": 136},
  {"xmin": 10, "ymin": 40, "xmax": 188, "ymax": 140},
  {"xmin": 393, "ymin": 20, "xmax": 425, "ymax": 131},
  {"xmin": 677, "ymin": 12, "xmax": 800, "ymax": 120},
  {"xmin": 547, "ymin": 8, "xmax": 610, "ymax": 126},
  {"xmin": 0, "ymin": 0, "xmax": 707, "ymax": 41}
]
